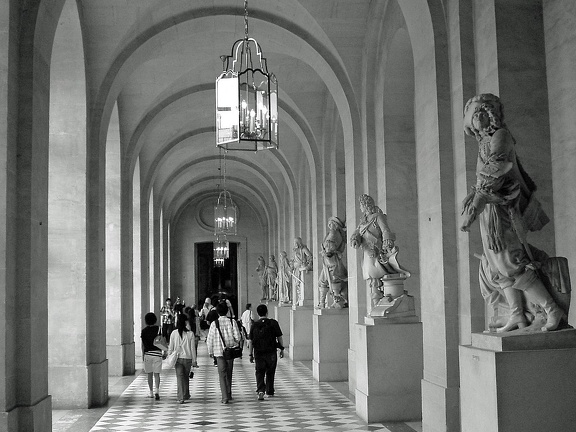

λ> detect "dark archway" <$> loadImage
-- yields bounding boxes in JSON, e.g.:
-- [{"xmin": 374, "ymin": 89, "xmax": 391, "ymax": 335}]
[{"xmin": 196, "ymin": 242, "xmax": 239, "ymax": 317}]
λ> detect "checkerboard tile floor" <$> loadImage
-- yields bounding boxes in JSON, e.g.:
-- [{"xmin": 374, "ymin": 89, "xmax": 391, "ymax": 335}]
[{"xmin": 82, "ymin": 343, "xmax": 420, "ymax": 432}]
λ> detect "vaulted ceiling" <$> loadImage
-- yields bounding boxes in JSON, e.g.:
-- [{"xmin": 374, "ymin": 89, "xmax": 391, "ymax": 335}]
[{"xmin": 74, "ymin": 0, "xmax": 372, "ymax": 231}]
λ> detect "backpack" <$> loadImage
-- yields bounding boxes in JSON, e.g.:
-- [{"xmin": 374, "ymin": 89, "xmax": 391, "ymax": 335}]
[{"xmin": 251, "ymin": 319, "xmax": 277, "ymax": 352}]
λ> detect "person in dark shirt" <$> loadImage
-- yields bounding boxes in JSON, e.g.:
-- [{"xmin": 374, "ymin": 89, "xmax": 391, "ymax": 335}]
[
  {"xmin": 248, "ymin": 304, "xmax": 284, "ymax": 400},
  {"xmin": 141, "ymin": 312, "xmax": 163, "ymax": 400}
]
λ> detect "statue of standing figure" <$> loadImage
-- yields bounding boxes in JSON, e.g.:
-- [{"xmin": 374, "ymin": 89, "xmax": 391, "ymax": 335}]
[
  {"xmin": 256, "ymin": 256, "xmax": 268, "ymax": 301},
  {"xmin": 318, "ymin": 216, "xmax": 348, "ymax": 308},
  {"xmin": 267, "ymin": 255, "xmax": 279, "ymax": 301},
  {"xmin": 278, "ymin": 251, "xmax": 292, "ymax": 305},
  {"xmin": 350, "ymin": 194, "xmax": 413, "ymax": 317},
  {"xmin": 291, "ymin": 237, "xmax": 313, "ymax": 306},
  {"xmin": 460, "ymin": 93, "xmax": 570, "ymax": 332}
]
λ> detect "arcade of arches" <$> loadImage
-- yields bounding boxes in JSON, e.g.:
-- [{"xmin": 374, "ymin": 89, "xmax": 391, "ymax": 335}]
[{"xmin": 2, "ymin": 1, "xmax": 576, "ymax": 431}]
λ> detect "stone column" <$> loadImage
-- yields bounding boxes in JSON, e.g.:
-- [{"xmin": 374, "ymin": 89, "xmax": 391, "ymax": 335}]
[{"xmin": 543, "ymin": 0, "xmax": 576, "ymax": 327}]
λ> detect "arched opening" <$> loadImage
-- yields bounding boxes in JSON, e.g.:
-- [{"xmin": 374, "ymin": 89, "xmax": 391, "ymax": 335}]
[{"xmin": 382, "ymin": 26, "xmax": 420, "ymax": 315}]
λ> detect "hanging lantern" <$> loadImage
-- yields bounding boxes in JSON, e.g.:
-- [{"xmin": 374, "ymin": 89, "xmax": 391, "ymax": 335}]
[
  {"xmin": 213, "ymin": 234, "xmax": 229, "ymax": 267},
  {"xmin": 214, "ymin": 190, "xmax": 237, "ymax": 235},
  {"xmin": 215, "ymin": 0, "xmax": 278, "ymax": 151}
]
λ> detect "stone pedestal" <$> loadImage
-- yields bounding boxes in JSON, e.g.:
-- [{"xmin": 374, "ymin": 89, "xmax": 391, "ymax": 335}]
[
  {"xmin": 265, "ymin": 300, "xmax": 278, "ymax": 309},
  {"xmin": 355, "ymin": 317, "xmax": 423, "ymax": 423},
  {"xmin": 460, "ymin": 329, "xmax": 576, "ymax": 432},
  {"xmin": 274, "ymin": 304, "xmax": 291, "ymax": 346},
  {"xmin": 293, "ymin": 271, "xmax": 314, "ymax": 307},
  {"xmin": 289, "ymin": 306, "xmax": 314, "ymax": 360},
  {"xmin": 313, "ymin": 308, "xmax": 349, "ymax": 382}
]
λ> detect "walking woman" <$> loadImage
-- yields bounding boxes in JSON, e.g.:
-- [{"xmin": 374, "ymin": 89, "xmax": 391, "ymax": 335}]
[
  {"xmin": 167, "ymin": 313, "xmax": 198, "ymax": 404},
  {"xmin": 141, "ymin": 312, "xmax": 163, "ymax": 400}
]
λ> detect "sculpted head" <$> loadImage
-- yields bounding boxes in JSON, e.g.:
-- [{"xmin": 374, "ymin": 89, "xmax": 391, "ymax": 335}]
[
  {"xmin": 257, "ymin": 255, "xmax": 265, "ymax": 264},
  {"xmin": 294, "ymin": 237, "xmax": 303, "ymax": 248},
  {"xmin": 359, "ymin": 194, "xmax": 376, "ymax": 214},
  {"xmin": 464, "ymin": 93, "xmax": 504, "ymax": 138},
  {"xmin": 328, "ymin": 216, "xmax": 345, "ymax": 231},
  {"xmin": 269, "ymin": 254, "xmax": 275, "ymax": 262}
]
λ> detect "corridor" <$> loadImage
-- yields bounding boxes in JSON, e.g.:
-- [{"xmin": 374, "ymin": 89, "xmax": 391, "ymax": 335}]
[{"xmin": 53, "ymin": 343, "xmax": 422, "ymax": 432}]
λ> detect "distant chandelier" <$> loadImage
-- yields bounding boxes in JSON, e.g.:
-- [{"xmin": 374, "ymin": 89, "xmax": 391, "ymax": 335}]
[
  {"xmin": 214, "ymin": 190, "xmax": 237, "ymax": 235},
  {"xmin": 215, "ymin": 0, "xmax": 278, "ymax": 151},
  {"xmin": 213, "ymin": 234, "xmax": 229, "ymax": 267},
  {"xmin": 213, "ymin": 150, "xmax": 237, "ymax": 235}
]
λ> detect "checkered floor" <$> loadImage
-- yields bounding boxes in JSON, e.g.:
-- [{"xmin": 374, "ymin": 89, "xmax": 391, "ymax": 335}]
[{"xmin": 56, "ymin": 342, "xmax": 421, "ymax": 432}]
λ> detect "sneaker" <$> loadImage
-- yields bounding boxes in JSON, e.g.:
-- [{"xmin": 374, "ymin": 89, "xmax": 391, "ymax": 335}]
[
  {"xmin": 221, "ymin": 399, "xmax": 229, "ymax": 404},
  {"xmin": 146, "ymin": 393, "xmax": 154, "ymax": 398},
  {"xmin": 178, "ymin": 399, "xmax": 184, "ymax": 404},
  {"xmin": 266, "ymin": 393, "xmax": 275, "ymax": 398},
  {"xmin": 154, "ymin": 393, "xmax": 160, "ymax": 400},
  {"xmin": 257, "ymin": 392, "xmax": 265, "ymax": 401}
]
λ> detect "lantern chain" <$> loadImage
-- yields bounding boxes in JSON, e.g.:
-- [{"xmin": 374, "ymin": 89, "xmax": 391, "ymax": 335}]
[{"xmin": 244, "ymin": 0, "xmax": 249, "ymax": 40}]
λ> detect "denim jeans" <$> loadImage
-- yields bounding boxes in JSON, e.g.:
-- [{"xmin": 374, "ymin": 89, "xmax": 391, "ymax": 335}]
[{"xmin": 174, "ymin": 358, "xmax": 192, "ymax": 401}]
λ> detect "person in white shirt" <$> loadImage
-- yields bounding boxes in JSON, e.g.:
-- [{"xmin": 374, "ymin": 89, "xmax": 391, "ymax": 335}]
[
  {"xmin": 241, "ymin": 303, "xmax": 253, "ymax": 337},
  {"xmin": 206, "ymin": 302, "xmax": 242, "ymax": 404},
  {"xmin": 168, "ymin": 314, "xmax": 198, "ymax": 404}
]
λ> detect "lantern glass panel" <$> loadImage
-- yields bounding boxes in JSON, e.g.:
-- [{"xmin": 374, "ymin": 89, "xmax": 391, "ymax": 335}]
[{"xmin": 216, "ymin": 74, "xmax": 239, "ymax": 146}]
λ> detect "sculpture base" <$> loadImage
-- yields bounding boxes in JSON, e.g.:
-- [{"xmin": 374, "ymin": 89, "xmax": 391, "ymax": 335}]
[
  {"xmin": 460, "ymin": 329, "xmax": 576, "ymax": 432},
  {"xmin": 355, "ymin": 319, "xmax": 423, "ymax": 423},
  {"xmin": 274, "ymin": 304, "xmax": 291, "ymax": 346},
  {"xmin": 264, "ymin": 300, "xmax": 278, "ymax": 308},
  {"xmin": 289, "ymin": 306, "xmax": 314, "ymax": 361},
  {"xmin": 313, "ymin": 308, "xmax": 349, "ymax": 382},
  {"xmin": 370, "ymin": 293, "xmax": 416, "ymax": 318}
]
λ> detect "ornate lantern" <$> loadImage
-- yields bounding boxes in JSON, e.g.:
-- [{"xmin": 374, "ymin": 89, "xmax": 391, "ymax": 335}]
[
  {"xmin": 214, "ymin": 190, "xmax": 237, "ymax": 235},
  {"xmin": 213, "ymin": 234, "xmax": 229, "ymax": 267},
  {"xmin": 215, "ymin": 0, "xmax": 278, "ymax": 151}
]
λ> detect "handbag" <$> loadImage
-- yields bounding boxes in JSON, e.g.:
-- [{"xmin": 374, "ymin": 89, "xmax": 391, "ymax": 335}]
[
  {"xmin": 215, "ymin": 319, "xmax": 243, "ymax": 360},
  {"xmin": 163, "ymin": 333, "xmax": 184, "ymax": 368},
  {"xmin": 153, "ymin": 327, "xmax": 168, "ymax": 351}
]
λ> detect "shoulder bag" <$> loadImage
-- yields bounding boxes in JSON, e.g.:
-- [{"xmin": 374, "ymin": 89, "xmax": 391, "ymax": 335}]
[{"xmin": 215, "ymin": 319, "xmax": 243, "ymax": 360}]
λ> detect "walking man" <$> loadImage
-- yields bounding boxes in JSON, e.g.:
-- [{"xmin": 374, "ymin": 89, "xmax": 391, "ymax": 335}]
[
  {"xmin": 248, "ymin": 304, "xmax": 284, "ymax": 400},
  {"xmin": 206, "ymin": 302, "xmax": 242, "ymax": 404}
]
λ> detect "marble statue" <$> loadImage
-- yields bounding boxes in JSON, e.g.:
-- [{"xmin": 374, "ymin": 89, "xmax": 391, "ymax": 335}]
[
  {"xmin": 461, "ymin": 93, "xmax": 570, "ymax": 332},
  {"xmin": 267, "ymin": 255, "xmax": 279, "ymax": 301},
  {"xmin": 350, "ymin": 194, "xmax": 414, "ymax": 317},
  {"xmin": 291, "ymin": 237, "xmax": 313, "ymax": 306},
  {"xmin": 278, "ymin": 251, "xmax": 292, "ymax": 305},
  {"xmin": 256, "ymin": 256, "xmax": 268, "ymax": 301},
  {"xmin": 318, "ymin": 216, "xmax": 348, "ymax": 309}
]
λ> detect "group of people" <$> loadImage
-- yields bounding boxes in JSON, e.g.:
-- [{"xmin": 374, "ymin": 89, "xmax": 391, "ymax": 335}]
[
  {"xmin": 141, "ymin": 308, "xmax": 198, "ymax": 403},
  {"xmin": 141, "ymin": 297, "xmax": 285, "ymax": 405}
]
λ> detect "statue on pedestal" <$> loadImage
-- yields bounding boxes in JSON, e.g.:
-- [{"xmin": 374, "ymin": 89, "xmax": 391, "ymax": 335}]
[
  {"xmin": 350, "ymin": 194, "xmax": 413, "ymax": 317},
  {"xmin": 278, "ymin": 251, "xmax": 292, "ymax": 305},
  {"xmin": 291, "ymin": 237, "xmax": 313, "ymax": 306},
  {"xmin": 267, "ymin": 255, "xmax": 279, "ymax": 301},
  {"xmin": 461, "ymin": 93, "xmax": 570, "ymax": 333},
  {"xmin": 318, "ymin": 216, "xmax": 348, "ymax": 309},
  {"xmin": 256, "ymin": 256, "xmax": 268, "ymax": 301}
]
